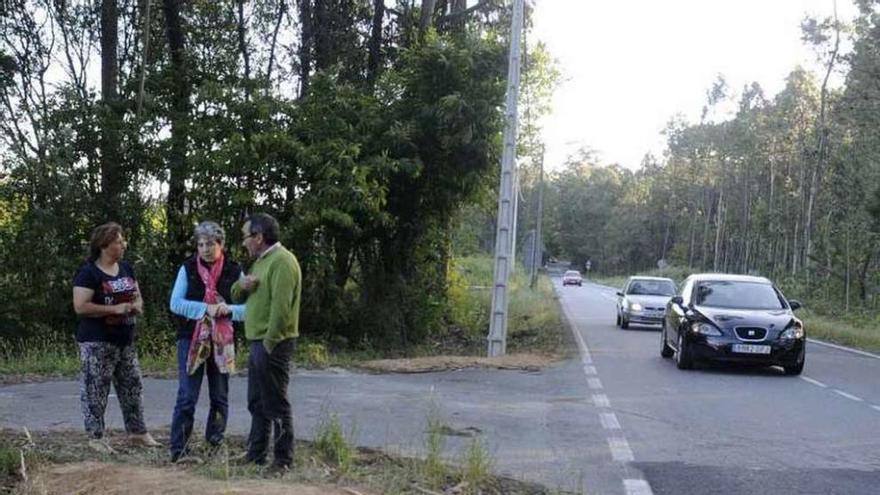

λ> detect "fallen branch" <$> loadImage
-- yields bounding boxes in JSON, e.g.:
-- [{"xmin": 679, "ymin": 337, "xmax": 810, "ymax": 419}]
[
  {"xmin": 19, "ymin": 450, "xmax": 27, "ymax": 482},
  {"xmin": 413, "ymin": 485, "xmax": 443, "ymax": 495}
]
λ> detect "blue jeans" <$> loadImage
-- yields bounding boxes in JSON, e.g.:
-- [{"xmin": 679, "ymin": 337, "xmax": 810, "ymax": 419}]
[{"xmin": 169, "ymin": 338, "xmax": 229, "ymax": 459}]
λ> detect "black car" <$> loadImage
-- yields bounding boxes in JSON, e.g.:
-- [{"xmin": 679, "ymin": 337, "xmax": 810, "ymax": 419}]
[{"xmin": 661, "ymin": 273, "xmax": 805, "ymax": 375}]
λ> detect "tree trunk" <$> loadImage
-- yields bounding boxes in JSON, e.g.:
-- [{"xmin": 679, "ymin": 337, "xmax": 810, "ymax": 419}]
[
  {"xmin": 266, "ymin": 0, "xmax": 286, "ymax": 92},
  {"xmin": 367, "ymin": 0, "xmax": 384, "ymax": 85},
  {"xmin": 419, "ymin": 0, "xmax": 437, "ymax": 36},
  {"xmin": 713, "ymin": 187, "xmax": 724, "ymax": 272},
  {"xmin": 313, "ymin": 0, "xmax": 330, "ymax": 71},
  {"xmin": 805, "ymin": 4, "xmax": 841, "ymax": 276},
  {"xmin": 236, "ymin": 0, "xmax": 252, "ymax": 100},
  {"xmin": 100, "ymin": 0, "xmax": 123, "ymax": 221},
  {"xmin": 162, "ymin": 0, "xmax": 190, "ymax": 264},
  {"xmin": 298, "ymin": 0, "xmax": 313, "ymax": 97}
]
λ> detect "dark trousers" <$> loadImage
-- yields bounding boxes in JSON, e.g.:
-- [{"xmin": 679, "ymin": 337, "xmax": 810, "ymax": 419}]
[
  {"xmin": 246, "ymin": 338, "xmax": 295, "ymax": 467},
  {"xmin": 170, "ymin": 338, "xmax": 229, "ymax": 459}
]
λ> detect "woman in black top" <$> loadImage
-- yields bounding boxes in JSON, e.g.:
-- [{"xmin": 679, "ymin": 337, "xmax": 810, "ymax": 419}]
[{"xmin": 72, "ymin": 222, "xmax": 160, "ymax": 452}]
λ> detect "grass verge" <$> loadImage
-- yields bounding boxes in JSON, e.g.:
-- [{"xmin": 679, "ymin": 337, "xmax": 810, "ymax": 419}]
[{"xmin": 0, "ymin": 428, "xmax": 566, "ymax": 495}]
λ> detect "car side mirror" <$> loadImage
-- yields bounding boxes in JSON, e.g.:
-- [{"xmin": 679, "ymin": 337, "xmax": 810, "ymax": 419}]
[
  {"xmin": 616, "ymin": 291, "xmax": 624, "ymax": 297},
  {"xmin": 788, "ymin": 299, "xmax": 802, "ymax": 311},
  {"xmin": 671, "ymin": 295, "xmax": 684, "ymax": 306}
]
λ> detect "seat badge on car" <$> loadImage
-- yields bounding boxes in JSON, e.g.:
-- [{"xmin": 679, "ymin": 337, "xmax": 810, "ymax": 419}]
[{"xmin": 748, "ymin": 330, "xmax": 755, "ymax": 337}]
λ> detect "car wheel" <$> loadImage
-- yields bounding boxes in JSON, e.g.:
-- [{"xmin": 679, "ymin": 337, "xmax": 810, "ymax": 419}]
[
  {"xmin": 578, "ymin": 282, "xmax": 582, "ymax": 286},
  {"xmin": 620, "ymin": 315, "xmax": 629, "ymax": 329},
  {"xmin": 660, "ymin": 324, "xmax": 674, "ymax": 358},
  {"xmin": 675, "ymin": 330, "xmax": 693, "ymax": 370},
  {"xmin": 783, "ymin": 349, "xmax": 805, "ymax": 376},
  {"xmin": 615, "ymin": 313, "xmax": 621, "ymax": 327}
]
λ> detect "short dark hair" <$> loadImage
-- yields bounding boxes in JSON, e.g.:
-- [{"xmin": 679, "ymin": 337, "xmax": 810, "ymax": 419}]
[
  {"xmin": 88, "ymin": 222, "xmax": 124, "ymax": 261},
  {"xmin": 246, "ymin": 213, "xmax": 280, "ymax": 245}
]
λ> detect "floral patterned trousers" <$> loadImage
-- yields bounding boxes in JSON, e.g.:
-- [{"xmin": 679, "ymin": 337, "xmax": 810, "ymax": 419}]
[{"xmin": 79, "ymin": 342, "xmax": 148, "ymax": 439}]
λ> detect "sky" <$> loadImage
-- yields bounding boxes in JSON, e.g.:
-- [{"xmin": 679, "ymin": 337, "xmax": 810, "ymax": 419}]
[{"xmin": 531, "ymin": 0, "xmax": 858, "ymax": 171}]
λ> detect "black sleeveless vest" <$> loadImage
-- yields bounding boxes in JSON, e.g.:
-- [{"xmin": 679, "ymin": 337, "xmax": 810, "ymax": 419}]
[{"xmin": 173, "ymin": 256, "xmax": 242, "ymax": 340}]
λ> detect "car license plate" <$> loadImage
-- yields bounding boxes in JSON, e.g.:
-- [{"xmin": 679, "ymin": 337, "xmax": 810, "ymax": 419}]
[{"xmin": 732, "ymin": 344, "xmax": 771, "ymax": 355}]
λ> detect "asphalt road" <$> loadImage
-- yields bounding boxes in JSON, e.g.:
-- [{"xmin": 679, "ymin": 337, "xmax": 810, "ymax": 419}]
[
  {"xmin": 2, "ymin": 278, "xmax": 880, "ymax": 494},
  {"xmin": 559, "ymin": 278, "xmax": 880, "ymax": 494}
]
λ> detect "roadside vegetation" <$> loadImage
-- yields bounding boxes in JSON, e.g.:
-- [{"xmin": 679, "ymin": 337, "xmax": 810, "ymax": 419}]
[
  {"xmin": 0, "ymin": 255, "xmax": 566, "ymax": 380},
  {"xmin": 0, "ymin": 403, "xmax": 569, "ymax": 495}
]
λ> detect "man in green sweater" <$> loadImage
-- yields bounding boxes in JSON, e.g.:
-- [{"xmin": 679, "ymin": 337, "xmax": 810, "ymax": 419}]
[{"xmin": 232, "ymin": 213, "xmax": 301, "ymax": 473}]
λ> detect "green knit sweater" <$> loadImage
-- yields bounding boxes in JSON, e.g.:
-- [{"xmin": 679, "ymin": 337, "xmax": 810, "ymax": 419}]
[{"xmin": 231, "ymin": 245, "xmax": 301, "ymax": 352}]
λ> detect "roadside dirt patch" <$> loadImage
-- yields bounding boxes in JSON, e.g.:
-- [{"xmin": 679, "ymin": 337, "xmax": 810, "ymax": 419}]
[
  {"xmin": 357, "ymin": 353, "xmax": 562, "ymax": 373},
  {"xmin": 21, "ymin": 462, "xmax": 374, "ymax": 495}
]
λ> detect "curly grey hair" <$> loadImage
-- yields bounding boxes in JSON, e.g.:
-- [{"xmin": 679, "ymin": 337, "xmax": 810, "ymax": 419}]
[{"xmin": 193, "ymin": 221, "xmax": 225, "ymax": 244}]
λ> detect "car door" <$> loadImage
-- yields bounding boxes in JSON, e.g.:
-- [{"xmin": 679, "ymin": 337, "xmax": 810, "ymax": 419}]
[
  {"xmin": 666, "ymin": 277, "xmax": 692, "ymax": 346},
  {"xmin": 618, "ymin": 277, "xmax": 633, "ymax": 316}
]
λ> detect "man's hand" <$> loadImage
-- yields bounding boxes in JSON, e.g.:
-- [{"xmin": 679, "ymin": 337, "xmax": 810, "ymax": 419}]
[{"xmin": 240, "ymin": 275, "xmax": 259, "ymax": 292}]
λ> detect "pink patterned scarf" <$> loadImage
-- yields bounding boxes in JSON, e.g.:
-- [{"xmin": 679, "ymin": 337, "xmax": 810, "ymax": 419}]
[{"xmin": 186, "ymin": 253, "xmax": 236, "ymax": 375}]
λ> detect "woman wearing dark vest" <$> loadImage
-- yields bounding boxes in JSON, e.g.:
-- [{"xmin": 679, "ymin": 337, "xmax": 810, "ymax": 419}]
[{"xmin": 168, "ymin": 221, "xmax": 244, "ymax": 463}]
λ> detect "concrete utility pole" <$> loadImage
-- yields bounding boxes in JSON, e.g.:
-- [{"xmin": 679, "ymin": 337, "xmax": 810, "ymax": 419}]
[
  {"xmin": 530, "ymin": 146, "xmax": 544, "ymax": 290},
  {"xmin": 487, "ymin": 0, "xmax": 525, "ymax": 357}
]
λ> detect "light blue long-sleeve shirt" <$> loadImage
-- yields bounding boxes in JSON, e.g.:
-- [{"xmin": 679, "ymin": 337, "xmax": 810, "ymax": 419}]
[{"xmin": 169, "ymin": 265, "xmax": 246, "ymax": 322}]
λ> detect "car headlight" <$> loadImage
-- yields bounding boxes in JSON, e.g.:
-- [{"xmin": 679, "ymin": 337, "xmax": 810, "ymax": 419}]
[
  {"xmin": 692, "ymin": 322, "xmax": 722, "ymax": 336},
  {"xmin": 629, "ymin": 303, "xmax": 643, "ymax": 311},
  {"xmin": 780, "ymin": 320, "xmax": 805, "ymax": 339}
]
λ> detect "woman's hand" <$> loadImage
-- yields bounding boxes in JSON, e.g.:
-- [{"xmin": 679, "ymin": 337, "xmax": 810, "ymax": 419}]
[
  {"xmin": 207, "ymin": 303, "xmax": 230, "ymax": 318},
  {"xmin": 130, "ymin": 293, "xmax": 144, "ymax": 315},
  {"xmin": 115, "ymin": 302, "xmax": 133, "ymax": 315}
]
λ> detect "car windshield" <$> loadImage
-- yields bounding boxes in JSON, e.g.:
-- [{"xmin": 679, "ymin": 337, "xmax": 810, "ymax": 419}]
[
  {"xmin": 565, "ymin": 271, "xmax": 580, "ymax": 276},
  {"xmin": 694, "ymin": 281, "xmax": 785, "ymax": 310},
  {"xmin": 626, "ymin": 280, "xmax": 675, "ymax": 296}
]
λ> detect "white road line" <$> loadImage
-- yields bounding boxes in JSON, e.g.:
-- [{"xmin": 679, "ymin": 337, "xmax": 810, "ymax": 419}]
[
  {"xmin": 607, "ymin": 437, "xmax": 634, "ymax": 462},
  {"xmin": 871, "ymin": 405, "xmax": 880, "ymax": 413},
  {"xmin": 808, "ymin": 338, "xmax": 880, "ymax": 360},
  {"xmin": 800, "ymin": 376, "xmax": 828, "ymax": 388},
  {"xmin": 833, "ymin": 389, "xmax": 864, "ymax": 402},
  {"xmin": 593, "ymin": 394, "xmax": 610, "ymax": 408},
  {"xmin": 600, "ymin": 412, "xmax": 621, "ymax": 430},
  {"xmin": 624, "ymin": 479, "xmax": 655, "ymax": 495},
  {"xmin": 558, "ymin": 284, "xmax": 655, "ymax": 495}
]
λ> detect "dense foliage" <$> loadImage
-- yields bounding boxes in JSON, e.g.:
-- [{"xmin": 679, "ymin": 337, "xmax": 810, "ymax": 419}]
[
  {"xmin": 532, "ymin": 2, "xmax": 880, "ymax": 317},
  {"xmin": 0, "ymin": 0, "xmax": 542, "ymax": 353}
]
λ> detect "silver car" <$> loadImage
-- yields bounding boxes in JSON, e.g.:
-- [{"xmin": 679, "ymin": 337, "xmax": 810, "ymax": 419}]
[{"xmin": 616, "ymin": 276, "xmax": 676, "ymax": 329}]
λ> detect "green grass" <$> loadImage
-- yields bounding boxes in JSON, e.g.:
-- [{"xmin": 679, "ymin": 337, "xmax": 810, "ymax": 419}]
[
  {"xmin": 1, "ymin": 255, "xmax": 568, "ymax": 379},
  {"xmin": 459, "ymin": 437, "xmax": 493, "ymax": 493},
  {"xmin": 0, "ymin": 425, "xmax": 565, "ymax": 494},
  {"xmin": 0, "ymin": 335, "xmax": 80, "ymax": 377},
  {"xmin": 799, "ymin": 310, "xmax": 880, "ymax": 353},
  {"xmin": 314, "ymin": 406, "xmax": 356, "ymax": 473},
  {"xmin": 447, "ymin": 255, "xmax": 568, "ymax": 356}
]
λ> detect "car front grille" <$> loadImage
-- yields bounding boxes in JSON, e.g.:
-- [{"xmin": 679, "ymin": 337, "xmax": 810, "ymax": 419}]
[{"xmin": 734, "ymin": 327, "xmax": 767, "ymax": 341}]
